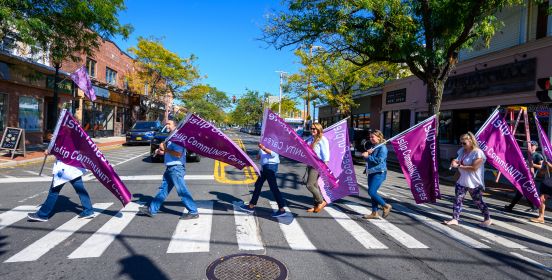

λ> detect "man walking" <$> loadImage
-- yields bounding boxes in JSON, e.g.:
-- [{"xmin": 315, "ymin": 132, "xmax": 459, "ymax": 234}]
[{"xmin": 139, "ymin": 120, "xmax": 199, "ymax": 219}]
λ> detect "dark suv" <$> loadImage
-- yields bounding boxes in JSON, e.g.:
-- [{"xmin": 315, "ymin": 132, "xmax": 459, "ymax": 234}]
[
  {"xmin": 150, "ymin": 125, "xmax": 201, "ymax": 163},
  {"xmin": 126, "ymin": 121, "xmax": 162, "ymax": 145}
]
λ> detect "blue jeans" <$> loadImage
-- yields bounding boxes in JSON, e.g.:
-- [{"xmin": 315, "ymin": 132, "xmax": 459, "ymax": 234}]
[
  {"xmin": 149, "ymin": 164, "xmax": 198, "ymax": 215},
  {"xmin": 368, "ymin": 171, "xmax": 387, "ymax": 212},
  {"xmin": 37, "ymin": 177, "xmax": 93, "ymax": 219},
  {"xmin": 249, "ymin": 164, "xmax": 286, "ymax": 209}
]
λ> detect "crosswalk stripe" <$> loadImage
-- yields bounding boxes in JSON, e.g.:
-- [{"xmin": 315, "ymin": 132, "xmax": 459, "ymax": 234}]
[
  {"xmin": 392, "ymin": 204, "xmax": 490, "ymax": 249},
  {"xmin": 0, "ymin": 205, "xmax": 40, "ymax": 231},
  {"xmin": 342, "ymin": 202, "xmax": 428, "ymax": 249},
  {"xmin": 232, "ymin": 202, "xmax": 263, "ymax": 251},
  {"xmin": 67, "ymin": 202, "xmax": 141, "ymax": 259},
  {"xmin": 324, "ymin": 206, "xmax": 387, "ymax": 249},
  {"xmin": 416, "ymin": 204, "xmax": 527, "ymax": 249},
  {"xmin": 269, "ymin": 202, "xmax": 316, "ymax": 251},
  {"xmin": 510, "ymin": 252, "xmax": 552, "ymax": 273},
  {"xmin": 4, "ymin": 203, "xmax": 113, "ymax": 263},
  {"xmin": 167, "ymin": 201, "xmax": 214, "ymax": 254}
]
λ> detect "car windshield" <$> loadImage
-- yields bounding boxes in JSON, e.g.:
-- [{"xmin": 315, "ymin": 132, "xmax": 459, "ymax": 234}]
[
  {"xmin": 160, "ymin": 126, "xmax": 170, "ymax": 133},
  {"xmin": 132, "ymin": 122, "xmax": 158, "ymax": 130}
]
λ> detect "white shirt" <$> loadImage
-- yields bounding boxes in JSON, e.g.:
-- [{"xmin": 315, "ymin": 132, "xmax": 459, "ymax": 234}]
[
  {"xmin": 456, "ymin": 148, "xmax": 486, "ymax": 189},
  {"xmin": 306, "ymin": 136, "xmax": 330, "ymax": 162}
]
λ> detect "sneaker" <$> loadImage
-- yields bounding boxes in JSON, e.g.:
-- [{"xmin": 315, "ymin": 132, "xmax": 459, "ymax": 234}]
[
  {"xmin": 503, "ymin": 205, "xmax": 513, "ymax": 212},
  {"xmin": 271, "ymin": 210, "xmax": 287, "ymax": 218},
  {"xmin": 27, "ymin": 213, "xmax": 48, "ymax": 222},
  {"xmin": 180, "ymin": 213, "xmax": 199, "ymax": 220},
  {"xmin": 525, "ymin": 207, "xmax": 538, "ymax": 213},
  {"xmin": 239, "ymin": 204, "xmax": 254, "ymax": 214},
  {"xmin": 78, "ymin": 212, "xmax": 95, "ymax": 219},
  {"xmin": 138, "ymin": 206, "xmax": 154, "ymax": 217},
  {"xmin": 479, "ymin": 219, "xmax": 492, "ymax": 228}
]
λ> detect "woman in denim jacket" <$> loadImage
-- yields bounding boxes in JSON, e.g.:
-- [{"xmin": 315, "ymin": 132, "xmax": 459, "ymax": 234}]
[{"xmin": 362, "ymin": 130, "xmax": 392, "ymax": 219}]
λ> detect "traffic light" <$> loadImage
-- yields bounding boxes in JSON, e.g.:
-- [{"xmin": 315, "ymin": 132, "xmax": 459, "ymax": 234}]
[{"xmin": 536, "ymin": 77, "xmax": 552, "ymax": 102}]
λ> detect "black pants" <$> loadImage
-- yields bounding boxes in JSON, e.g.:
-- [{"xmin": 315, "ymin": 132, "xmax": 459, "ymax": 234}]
[
  {"xmin": 249, "ymin": 164, "xmax": 286, "ymax": 209},
  {"xmin": 508, "ymin": 190, "xmax": 537, "ymax": 209}
]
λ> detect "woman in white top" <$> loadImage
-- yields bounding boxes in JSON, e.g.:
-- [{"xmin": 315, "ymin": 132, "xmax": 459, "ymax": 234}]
[
  {"xmin": 305, "ymin": 123, "xmax": 330, "ymax": 213},
  {"xmin": 445, "ymin": 132, "xmax": 492, "ymax": 227}
]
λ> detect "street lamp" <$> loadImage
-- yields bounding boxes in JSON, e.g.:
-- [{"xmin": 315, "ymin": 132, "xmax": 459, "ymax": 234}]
[
  {"xmin": 305, "ymin": 44, "xmax": 323, "ymax": 126},
  {"xmin": 275, "ymin": 70, "xmax": 288, "ymax": 116}
]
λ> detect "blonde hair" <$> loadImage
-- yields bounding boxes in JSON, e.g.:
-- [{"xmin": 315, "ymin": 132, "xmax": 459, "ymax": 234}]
[
  {"xmin": 310, "ymin": 123, "xmax": 324, "ymax": 148},
  {"xmin": 370, "ymin": 130, "xmax": 386, "ymax": 144},
  {"xmin": 460, "ymin": 132, "xmax": 479, "ymax": 150}
]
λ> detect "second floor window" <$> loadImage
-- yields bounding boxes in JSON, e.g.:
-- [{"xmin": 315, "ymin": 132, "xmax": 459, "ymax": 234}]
[
  {"xmin": 86, "ymin": 58, "xmax": 96, "ymax": 77},
  {"xmin": 106, "ymin": 67, "xmax": 117, "ymax": 85}
]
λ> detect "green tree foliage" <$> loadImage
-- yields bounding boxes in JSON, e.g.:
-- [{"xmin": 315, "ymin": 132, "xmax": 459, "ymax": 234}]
[
  {"xmin": 0, "ymin": 0, "xmax": 132, "ymax": 128},
  {"xmin": 229, "ymin": 90, "xmax": 269, "ymax": 126},
  {"xmin": 180, "ymin": 84, "xmax": 230, "ymax": 124},
  {"xmin": 287, "ymin": 48, "xmax": 409, "ymax": 116},
  {"xmin": 263, "ymin": 0, "xmax": 524, "ymax": 114},
  {"xmin": 269, "ymin": 97, "xmax": 299, "ymax": 117},
  {"xmin": 128, "ymin": 37, "xmax": 201, "ymax": 121}
]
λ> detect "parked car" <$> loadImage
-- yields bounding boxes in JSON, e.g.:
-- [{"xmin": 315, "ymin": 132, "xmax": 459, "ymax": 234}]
[
  {"xmin": 126, "ymin": 121, "xmax": 162, "ymax": 145},
  {"xmin": 150, "ymin": 125, "xmax": 201, "ymax": 163}
]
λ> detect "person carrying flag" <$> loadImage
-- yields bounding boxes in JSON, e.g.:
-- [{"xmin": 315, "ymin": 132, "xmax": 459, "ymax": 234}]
[
  {"xmin": 139, "ymin": 120, "xmax": 199, "ymax": 219},
  {"xmin": 362, "ymin": 130, "xmax": 392, "ymax": 219},
  {"xmin": 304, "ymin": 123, "xmax": 330, "ymax": 213},
  {"xmin": 27, "ymin": 151, "xmax": 93, "ymax": 222}
]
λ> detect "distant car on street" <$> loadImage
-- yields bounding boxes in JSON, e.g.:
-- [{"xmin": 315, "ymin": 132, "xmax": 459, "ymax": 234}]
[
  {"xmin": 149, "ymin": 125, "xmax": 201, "ymax": 163},
  {"xmin": 126, "ymin": 121, "xmax": 162, "ymax": 145}
]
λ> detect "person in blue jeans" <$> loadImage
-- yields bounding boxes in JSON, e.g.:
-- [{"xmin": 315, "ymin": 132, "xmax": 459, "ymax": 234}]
[
  {"xmin": 28, "ymin": 153, "xmax": 94, "ymax": 222},
  {"xmin": 362, "ymin": 130, "xmax": 392, "ymax": 219},
  {"xmin": 139, "ymin": 120, "xmax": 199, "ymax": 220},
  {"xmin": 239, "ymin": 143, "xmax": 287, "ymax": 217}
]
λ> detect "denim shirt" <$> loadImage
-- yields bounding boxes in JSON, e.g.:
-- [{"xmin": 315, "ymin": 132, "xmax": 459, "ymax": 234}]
[
  {"xmin": 365, "ymin": 145, "xmax": 388, "ymax": 174},
  {"xmin": 259, "ymin": 149, "xmax": 280, "ymax": 166},
  {"xmin": 164, "ymin": 141, "xmax": 186, "ymax": 166}
]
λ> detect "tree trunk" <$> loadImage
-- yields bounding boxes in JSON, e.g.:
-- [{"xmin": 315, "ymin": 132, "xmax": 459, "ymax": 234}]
[{"xmin": 427, "ymin": 79, "xmax": 445, "ymax": 115}]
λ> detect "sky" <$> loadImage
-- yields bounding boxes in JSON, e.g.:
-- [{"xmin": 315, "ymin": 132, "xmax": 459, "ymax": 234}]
[{"xmin": 112, "ymin": 0, "xmax": 300, "ymax": 102}]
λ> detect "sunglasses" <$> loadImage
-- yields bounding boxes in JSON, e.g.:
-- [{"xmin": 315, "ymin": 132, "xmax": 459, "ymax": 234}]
[{"xmin": 461, "ymin": 142, "xmax": 468, "ymax": 145}]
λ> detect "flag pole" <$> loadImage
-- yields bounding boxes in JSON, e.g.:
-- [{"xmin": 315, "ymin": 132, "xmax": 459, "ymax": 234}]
[
  {"xmin": 372, "ymin": 113, "xmax": 439, "ymax": 150},
  {"xmin": 534, "ymin": 112, "xmax": 551, "ymax": 178}
]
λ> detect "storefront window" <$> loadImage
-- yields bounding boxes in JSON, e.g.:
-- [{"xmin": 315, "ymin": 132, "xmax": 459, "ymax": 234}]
[
  {"xmin": 352, "ymin": 113, "xmax": 371, "ymax": 129},
  {"xmin": 0, "ymin": 93, "xmax": 6, "ymax": 131},
  {"xmin": 18, "ymin": 96, "xmax": 41, "ymax": 132},
  {"xmin": 383, "ymin": 110, "xmax": 410, "ymax": 138},
  {"xmin": 415, "ymin": 112, "xmax": 429, "ymax": 123},
  {"xmin": 438, "ymin": 111, "xmax": 454, "ymax": 144},
  {"xmin": 82, "ymin": 101, "xmax": 114, "ymax": 137}
]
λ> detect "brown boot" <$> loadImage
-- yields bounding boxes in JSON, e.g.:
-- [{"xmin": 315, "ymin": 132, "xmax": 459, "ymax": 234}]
[
  {"xmin": 382, "ymin": 204, "xmax": 392, "ymax": 218},
  {"xmin": 313, "ymin": 201, "xmax": 327, "ymax": 213},
  {"xmin": 306, "ymin": 203, "xmax": 317, "ymax": 213},
  {"xmin": 362, "ymin": 212, "xmax": 379, "ymax": 219}
]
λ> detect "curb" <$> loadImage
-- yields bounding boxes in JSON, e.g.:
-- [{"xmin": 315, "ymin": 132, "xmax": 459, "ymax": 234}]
[{"xmin": 0, "ymin": 142, "xmax": 125, "ymax": 169}]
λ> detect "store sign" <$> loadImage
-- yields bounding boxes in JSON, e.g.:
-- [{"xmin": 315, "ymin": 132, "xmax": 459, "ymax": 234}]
[
  {"xmin": 92, "ymin": 86, "xmax": 109, "ymax": 99},
  {"xmin": 386, "ymin": 88, "xmax": 406, "ymax": 104},
  {"xmin": 443, "ymin": 58, "xmax": 536, "ymax": 100}
]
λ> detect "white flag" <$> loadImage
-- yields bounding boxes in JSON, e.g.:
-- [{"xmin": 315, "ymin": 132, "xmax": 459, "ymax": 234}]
[{"xmin": 52, "ymin": 161, "xmax": 85, "ymax": 187}]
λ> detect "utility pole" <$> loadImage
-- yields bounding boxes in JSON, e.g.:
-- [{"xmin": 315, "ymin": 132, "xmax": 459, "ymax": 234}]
[{"xmin": 275, "ymin": 71, "xmax": 288, "ymax": 115}]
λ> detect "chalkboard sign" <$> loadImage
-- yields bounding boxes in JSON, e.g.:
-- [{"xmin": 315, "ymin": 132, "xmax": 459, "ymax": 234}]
[{"xmin": 0, "ymin": 127, "xmax": 26, "ymax": 159}]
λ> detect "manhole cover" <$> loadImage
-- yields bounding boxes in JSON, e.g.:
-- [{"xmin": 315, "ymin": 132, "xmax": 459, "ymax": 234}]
[{"xmin": 206, "ymin": 253, "xmax": 288, "ymax": 280}]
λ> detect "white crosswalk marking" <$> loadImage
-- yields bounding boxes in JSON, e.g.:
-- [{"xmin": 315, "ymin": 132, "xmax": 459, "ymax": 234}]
[
  {"xmin": 324, "ymin": 206, "xmax": 387, "ymax": 249},
  {"xmin": 416, "ymin": 204, "xmax": 527, "ymax": 249},
  {"xmin": 4, "ymin": 203, "xmax": 112, "ymax": 263},
  {"xmin": 510, "ymin": 252, "xmax": 552, "ymax": 273},
  {"xmin": 67, "ymin": 202, "xmax": 141, "ymax": 259},
  {"xmin": 233, "ymin": 202, "xmax": 263, "ymax": 251},
  {"xmin": 167, "ymin": 201, "xmax": 214, "ymax": 253},
  {"xmin": 269, "ymin": 202, "xmax": 316, "ymax": 251},
  {"xmin": 0, "ymin": 205, "xmax": 40, "ymax": 231},
  {"xmin": 342, "ymin": 202, "xmax": 428, "ymax": 249},
  {"xmin": 392, "ymin": 204, "xmax": 490, "ymax": 249}
]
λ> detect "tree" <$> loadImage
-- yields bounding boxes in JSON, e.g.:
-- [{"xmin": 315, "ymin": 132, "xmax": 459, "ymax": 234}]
[
  {"xmin": 263, "ymin": 0, "xmax": 525, "ymax": 114},
  {"xmin": 287, "ymin": 48, "xmax": 409, "ymax": 116},
  {"xmin": 229, "ymin": 90, "xmax": 268, "ymax": 126},
  {"xmin": 128, "ymin": 37, "xmax": 201, "ymax": 122},
  {"xmin": 270, "ymin": 97, "xmax": 299, "ymax": 118},
  {"xmin": 0, "ymin": 0, "xmax": 132, "ymax": 129},
  {"xmin": 180, "ymin": 84, "xmax": 230, "ymax": 124}
]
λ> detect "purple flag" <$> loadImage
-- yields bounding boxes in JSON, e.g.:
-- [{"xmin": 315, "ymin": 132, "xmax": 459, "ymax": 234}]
[
  {"xmin": 535, "ymin": 116, "xmax": 552, "ymax": 161},
  {"xmin": 70, "ymin": 65, "xmax": 96, "ymax": 101},
  {"xmin": 390, "ymin": 115, "xmax": 440, "ymax": 203},
  {"xmin": 48, "ymin": 109, "xmax": 131, "ymax": 205},
  {"xmin": 260, "ymin": 109, "xmax": 339, "ymax": 196},
  {"xmin": 317, "ymin": 119, "xmax": 359, "ymax": 203},
  {"xmin": 167, "ymin": 113, "xmax": 260, "ymax": 175},
  {"xmin": 476, "ymin": 109, "xmax": 540, "ymax": 208}
]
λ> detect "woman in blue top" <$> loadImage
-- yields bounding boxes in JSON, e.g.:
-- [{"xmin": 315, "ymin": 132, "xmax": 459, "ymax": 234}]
[
  {"xmin": 362, "ymin": 130, "xmax": 392, "ymax": 219},
  {"xmin": 305, "ymin": 123, "xmax": 330, "ymax": 213},
  {"xmin": 240, "ymin": 143, "xmax": 287, "ymax": 217}
]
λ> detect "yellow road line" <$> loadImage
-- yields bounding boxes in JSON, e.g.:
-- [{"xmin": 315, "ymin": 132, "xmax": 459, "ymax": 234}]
[{"xmin": 213, "ymin": 137, "xmax": 257, "ymax": 184}]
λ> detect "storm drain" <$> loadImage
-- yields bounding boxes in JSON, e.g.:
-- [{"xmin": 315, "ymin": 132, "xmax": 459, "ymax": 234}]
[{"xmin": 206, "ymin": 253, "xmax": 288, "ymax": 280}]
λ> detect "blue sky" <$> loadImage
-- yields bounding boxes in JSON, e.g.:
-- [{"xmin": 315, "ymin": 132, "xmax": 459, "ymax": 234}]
[{"xmin": 113, "ymin": 0, "xmax": 300, "ymax": 101}]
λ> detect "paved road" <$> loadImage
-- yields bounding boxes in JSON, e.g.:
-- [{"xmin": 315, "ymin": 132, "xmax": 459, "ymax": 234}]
[{"xmin": 0, "ymin": 132, "xmax": 551, "ymax": 280}]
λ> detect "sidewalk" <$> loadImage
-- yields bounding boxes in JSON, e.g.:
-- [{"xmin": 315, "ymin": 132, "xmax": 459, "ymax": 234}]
[{"xmin": 0, "ymin": 136, "xmax": 127, "ymax": 168}]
